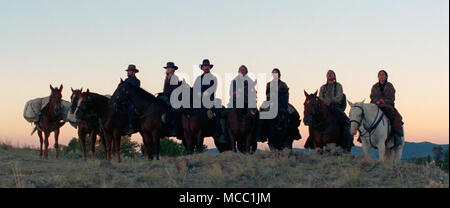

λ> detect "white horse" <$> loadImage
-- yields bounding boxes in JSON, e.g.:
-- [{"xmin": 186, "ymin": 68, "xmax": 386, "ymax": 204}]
[{"xmin": 348, "ymin": 100, "xmax": 404, "ymax": 162}]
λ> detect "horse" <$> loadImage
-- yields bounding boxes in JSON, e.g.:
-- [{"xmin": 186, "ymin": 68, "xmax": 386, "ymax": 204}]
[
  {"xmin": 75, "ymin": 89, "xmax": 130, "ymax": 162},
  {"xmin": 33, "ymin": 84, "xmax": 66, "ymax": 159},
  {"xmin": 110, "ymin": 79, "xmax": 169, "ymax": 160},
  {"xmin": 303, "ymin": 90, "xmax": 344, "ymax": 153},
  {"xmin": 348, "ymin": 100, "xmax": 405, "ymax": 162},
  {"xmin": 179, "ymin": 87, "xmax": 223, "ymax": 154},
  {"xmin": 70, "ymin": 88, "xmax": 105, "ymax": 160},
  {"xmin": 260, "ymin": 102, "xmax": 299, "ymax": 151},
  {"xmin": 226, "ymin": 108, "xmax": 258, "ymax": 153}
]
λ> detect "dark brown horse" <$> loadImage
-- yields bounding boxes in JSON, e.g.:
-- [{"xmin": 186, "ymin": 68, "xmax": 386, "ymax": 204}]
[
  {"xmin": 259, "ymin": 103, "xmax": 300, "ymax": 151},
  {"xmin": 303, "ymin": 90, "xmax": 343, "ymax": 152},
  {"xmin": 33, "ymin": 84, "xmax": 66, "ymax": 159},
  {"xmin": 110, "ymin": 79, "xmax": 168, "ymax": 160},
  {"xmin": 75, "ymin": 89, "xmax": 130, "ymax": 162},
  {"xmin": 70, "ymin": 88, "xmax": 105, "ymax": 160},
  {"xmin": 179, "ymin": 87, "xmax": 221, "ymax": 154},
  {"xmin": 180, "ymin": 108, "xmax": 210, "ymax": 154},
  {"xmin": 226, "ymin": 108, "xmax": 258, "ymax": 153}
]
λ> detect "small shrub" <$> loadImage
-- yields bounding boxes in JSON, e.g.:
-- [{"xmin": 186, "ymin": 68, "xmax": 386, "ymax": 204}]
[
  {"xmin": 139, "ymin": 137, "xmax": 186, "ymax": 157},
  {"xmin": 62, "ymin": 136, "xmax": 139, "ymax": 159},
  {"xmin": 0, "ymin": 141, "xmax": 13, "ymax": 150}
]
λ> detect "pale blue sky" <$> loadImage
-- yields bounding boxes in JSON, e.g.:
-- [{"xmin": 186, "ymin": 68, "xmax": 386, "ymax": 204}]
[{"xmin": 0, "ymin": 0, "xmax": 448, "ymax": 147}]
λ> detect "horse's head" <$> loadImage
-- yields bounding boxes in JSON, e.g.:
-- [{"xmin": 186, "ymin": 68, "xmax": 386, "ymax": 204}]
[
  {"xmin": 75, "ymin": 89, "xmax": 93, "ymax": 120},
  {"xmin": 348, "ymin": 100, "xmax": 365, "ymax": 136},
  {"xmin": 70, "ymin": 87, "xmax": 83, "ymax": 114},
  {"xmin": 303, "ymin": 90, "xmax": 320, "ymax": 126},
  {"xmin": 49, "ymin": 84, "xmax": 63, "ymax": 116},
  {"xmin": 110, "ymin": 78, "xmax": 130, "ymax": 108}
]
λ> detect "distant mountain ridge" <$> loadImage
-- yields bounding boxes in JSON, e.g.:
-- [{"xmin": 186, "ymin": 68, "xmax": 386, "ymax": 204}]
[{"xmin": 207, "ymin": 141, "xmax": 449, "ymax": 160}]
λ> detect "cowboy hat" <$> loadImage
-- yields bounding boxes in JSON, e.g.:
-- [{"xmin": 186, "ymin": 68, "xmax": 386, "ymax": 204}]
[
  {"xmin": 163, "ymin": 62, "xmax": 178, "ymax": 70},
  {"xmin": 199, "ymin": 59, "xmax": 214, "ymax": 69},
  {"xmin": 125, "ymin": 64, "xmax": 139, "ymax": 73}
]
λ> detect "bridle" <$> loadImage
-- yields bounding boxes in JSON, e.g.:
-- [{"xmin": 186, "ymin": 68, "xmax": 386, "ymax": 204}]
[
  {"xmin": 349, "ymin": 105, "xmax": 365, "ymax": 128},
  {"xmin": 305, "ymin": 96, "xmax": 328, "ymax": 131},
  {"xmin": 109, "ymin": 83, "xmax": 130, "ymax": 111},
  {"xmin": 47, "ymin": 93, "xmax": 63, "ymax": 121},
  {"xmin": 76, "ymin": 94, "xmax": 94, "ymax": 120},
  {"xmin": 70, "ymin": 92, "xmax": 81, "ymax": 113},
  {"xmin": 350, "ymin": 104, "xmax": 385, "ymax": 148}
]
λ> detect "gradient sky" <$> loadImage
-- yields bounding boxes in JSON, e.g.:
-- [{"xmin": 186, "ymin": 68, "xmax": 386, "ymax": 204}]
[{"xmin": 0, "ymin": 0, "xmax": 448, "ymax": 149}]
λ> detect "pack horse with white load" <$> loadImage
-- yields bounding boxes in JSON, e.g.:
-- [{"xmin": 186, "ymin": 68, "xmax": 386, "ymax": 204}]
[{"xmin": 23, "ymin": 84, "xmax": 75, "ymax": 159}]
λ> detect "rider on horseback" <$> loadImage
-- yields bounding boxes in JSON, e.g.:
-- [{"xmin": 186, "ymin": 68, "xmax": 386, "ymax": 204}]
[
  {"xmin": 193, "ymin": 59, "xmax": 225, "ymax": 142},
  {"xmin": 369, "ymin": 70, "xmax": 404, "ymax": 143},
  {"xmin": 228, "ymin": 65, "xmax": 257, "ymax": 112},
  {"xmin": 159, "ymin": 62, "xmax": 182, "ymax": 136},
  {"xmin": 124, "ymin": 64, "xmax": 141, "ymax": 135},
  {"xmin": 315, "ymin": 70, "xmax": 354, "ymax": 152},
  {"xmin": 266, "ymin": 68, "xmax": 290, "ymax": 112},
  {"xmin": 257, "ymin": 68, "xmax": 290, "ymax": 142},
  {"xmin": 224, "ymin": 65, "xmax": 258, "ymax": 140}
]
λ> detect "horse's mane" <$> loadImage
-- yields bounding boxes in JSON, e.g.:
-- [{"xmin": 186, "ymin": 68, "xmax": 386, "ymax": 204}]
[
  {"xmin": 124, "ymin": 82, "xmax": 160, "ymax": 104},
  {"xmin": 86, "ymin": 92, "xmax": 109, "ymax": 101},
  {"xmin": 353, "ymin": 102, "xmax": 377, "ymax": 108},
  {"xmin": 355, "ymin": 102, "xmax": 379, "ymax": 113}
]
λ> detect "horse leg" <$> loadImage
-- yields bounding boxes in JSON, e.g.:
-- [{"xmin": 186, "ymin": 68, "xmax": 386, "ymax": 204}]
[
  {"xmin": 141, "ymin": 132, "xmax": 149, "ymax": 158},
  {"xmin": 394, "ymin": 143, "xmax": 404, "ymax": 163},
  {"xmin": 90, "ymin": 130, "xmax": 97, "ymax": 159},
  {"xmin": 252, "ymin": 140, "xmax": 257, "ymax": 154},
  {"xmin": 236, "ymin": 141, "xmax": 242, "ymax": 153},
  {"xmin": 103, "ymin": 132, "xmax": 112, "ymax": 161},
  {"xmin": 362, "ymin": 139, "xmax": 372, "ymax": 160},
  {"xmin": 312, "ymin": 137, "xmax": 322, "ymax": 154},
  {"xmin": 148, "ymin": 133, "xmax": 155, "ymax": 160},
  {"xmin": 196, "ymin": 131, "xmax": 204, "ymax": 153},
  {"xmin": 227, "ymin": 127, "xmax": 236, "ymax": 152},
  {"xmin": 140, "ymin": 132, "xmax": 150, "ymax": 160},
  {"xmin": 54, "ymin": 129, "xmax": 60, "ymax": 159},
  {"xmin": 139, "ymin": 132, "xmax": 148, "ymax": 160},
  {"xmin": 37, "ymin": 130, "xmax": 44, "ymax": 157},
  {"xmin": 79, "ymin": 130, "xmax": 87, "ymax": 161},
  {"xmin": 152, "ymin": 130, "xmax": 160, "ymax": 160},
  {"xmin": 183, "ymin": 130, "xmax": 193, "ymax": 155},
  {"xmin": 100, "ymin": 132, "xmax": 106, "ymax": 151},
  {"xmin": 244, "ymin": 134, "xmax": 252, "ymax": 154},
  {"xmin": 113, "ymin": 131, "xmax": 121, "ymax": 163},
  {"xmin": 44, "ymin": 131, "xmax": 50, "ymax": 159},
  {"xmin": 386, "ymin": 148, "xmax": 393, "ymax": 162},
  {"xmin": 377, "ymin": 142, "xmax": 386, "ymax": 162}
]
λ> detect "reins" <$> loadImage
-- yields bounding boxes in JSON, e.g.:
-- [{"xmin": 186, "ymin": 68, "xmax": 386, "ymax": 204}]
[{"xmin": 350, "ymin": 105, "xmax": 385, "ymax": 148}]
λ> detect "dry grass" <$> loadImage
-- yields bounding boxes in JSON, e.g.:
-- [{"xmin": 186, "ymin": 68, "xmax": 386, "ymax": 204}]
[{"xmin": 0, "ymin": 143, "xmax": 448, "ymax": 188}]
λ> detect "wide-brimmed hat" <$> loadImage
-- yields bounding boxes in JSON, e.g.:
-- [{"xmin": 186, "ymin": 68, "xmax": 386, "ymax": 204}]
[
  {"xmin": 164, "ymin": 62, "xmax": 178, "ymax": 70},
  {"xmin": 125, "ymin": 64, "xmax": 139, "ymax": 73},
  {"xmin": 199, "ymin": 59, "xmax": 214, "ymax": 69}
]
